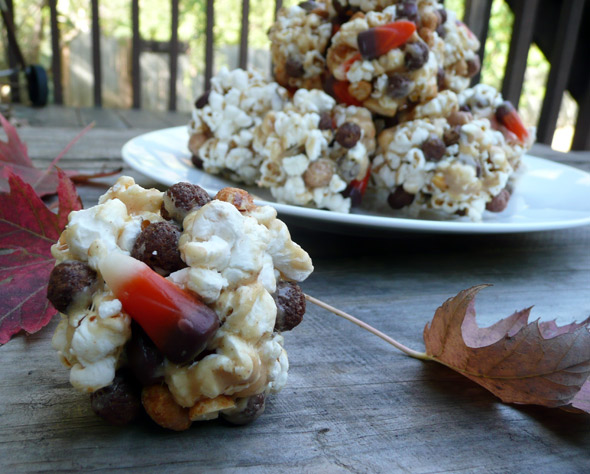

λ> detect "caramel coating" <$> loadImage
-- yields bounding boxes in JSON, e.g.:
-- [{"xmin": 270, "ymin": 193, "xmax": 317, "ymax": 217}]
[
  {"xmin": 215, "ymin": 187, "xmax": 257, "ymax": 212},
  {"xmin": 142, "ymin": 384, "xmax": 192, "ymax": 431}
]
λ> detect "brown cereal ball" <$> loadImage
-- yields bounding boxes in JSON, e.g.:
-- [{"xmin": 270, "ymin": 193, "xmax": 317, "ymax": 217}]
[
  {"xmin": 131, "ymin": 221, "xmax": 186, "ymax": 274},
  {"xmin": 304, "ymin": 159, "xmax": 335, "ymax": 188},
  {"xmin": 273, "ymin": 281, "xmax": 306, "ymax": 332},
  {"xmin": 160, "ymin": 182, "xmax": 211, "ymax": 222},
  {"xmin": 47, "ymin": 261, "xmax": 97, "ymax": 313},
  {"xmin": 486, "ymin": 188, "xmax": 511, "ymax": 213},
  {"xmin": 388, "ymin": 186, "xmax": 415, "ymax": 209},
  {"xmin": 90, "ymin": 370, "xmax": 142, "ymax": 426},
  {"xmin": 194, "ymin": 90, "xmax": 210, "ymax": 108},
  {"xmin": 335, "ymin": 122, "xmax": 362, "ymax": 149}
]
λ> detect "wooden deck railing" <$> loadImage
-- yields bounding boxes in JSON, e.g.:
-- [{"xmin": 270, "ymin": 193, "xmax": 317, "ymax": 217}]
[{"xmin": 3, "ymin": 0, "xmax": 589, "ymax": 150}]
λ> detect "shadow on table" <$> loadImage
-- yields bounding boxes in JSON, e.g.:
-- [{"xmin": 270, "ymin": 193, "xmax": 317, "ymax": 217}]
[
  {"xmin": 286, "ymin": 220, "xmax": 579, "ymax": 259},
  {"xmin": 417, "ymin": 361, "xmax": 590, "ymax": 443}
]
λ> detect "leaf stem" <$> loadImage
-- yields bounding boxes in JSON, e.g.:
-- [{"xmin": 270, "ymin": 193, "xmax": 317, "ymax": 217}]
[{"xmin": 305, "ymin": 294, "xmax": 430, "ymax": 361}]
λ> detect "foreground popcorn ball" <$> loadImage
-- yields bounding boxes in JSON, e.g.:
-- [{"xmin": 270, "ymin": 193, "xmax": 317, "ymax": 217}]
[
  {"xmin": 253, "ymin": 88, "xmax": 376, "ymax": 212},
  {"xmin": 371, "ymin": 89, "xmax": 533, "ymax": 220},
  {"xmin": 188, "ymin": 68, "xmax": 288, "ymax": 184},
  {"xmin": 326, "ymin": 6, "xmax": 438, "ymax": 116},
  {"xmin": 48, "ymin": 177, "xmax": 313, "ymax": 430},
  {"xmin": 270, "ymin": 1, "xmax": 333, "ymax": 90}
]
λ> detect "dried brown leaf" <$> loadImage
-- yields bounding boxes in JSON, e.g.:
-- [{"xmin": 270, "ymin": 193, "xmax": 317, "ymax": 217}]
[{"xmin": 423, "ymin": 285, "xmax": 590, "ymax": 410}]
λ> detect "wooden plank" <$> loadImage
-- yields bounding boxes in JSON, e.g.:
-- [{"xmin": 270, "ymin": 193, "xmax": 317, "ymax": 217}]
[
  {"xmin": 239, "ymin": 0, "xmax": 250, "ymax": 69},
  {"xmin": 537, "ymin": 0, "xmax": 585, "ymax": 144},
  {"xmin": 501, "ymin": 0, "xmax": 539, "ymax": 106},
  {"xmin": 462, "ymin": 0, "xmax": 493, "ymax": 85},
  {"xmin": 9, "ymin": 104, "xmax": 81, "ymax": 128},
  {"xmin": 131, "ymin": 0, "xmax": 141, "ymax": 109},
  {"xmin": 48, "ymin": 0, "xmax": 63, "ymax": 105},
  {"xmin": 168, "ymin": 0, "xmax": 179, "ymax": 111},
  {"xmin": 572, "ymin": 84, "xmax": 590, "ymax": 151},
  {"xmin": 90, "ymin": 0, "xmax": 102, "ymax": 107},
  {"xmin": 77, "ymin": 107, "xmax": 128, "ymax": 129},
  {"xmin": 116, "ymin": 108, "xmax": 190, "ymax": 129},
  {"xmin": 204, "ymin": 0, "xmax": 215, "ymax": 91}
]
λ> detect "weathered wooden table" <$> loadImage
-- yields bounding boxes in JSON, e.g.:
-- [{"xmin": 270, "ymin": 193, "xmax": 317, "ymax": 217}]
[{"xmin": 2, "ymin": 105, "xmax": 590, "ymax": 472}]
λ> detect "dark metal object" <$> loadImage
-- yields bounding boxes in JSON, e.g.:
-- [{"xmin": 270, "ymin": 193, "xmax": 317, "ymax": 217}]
[{"xmin": 0, "ymin": 0, "xmax": 48, "ymax": 106}]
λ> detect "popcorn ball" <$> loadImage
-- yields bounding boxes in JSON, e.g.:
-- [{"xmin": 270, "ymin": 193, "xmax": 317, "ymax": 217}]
[
  {"xmin": 188, "ymin": 68, "xmax": 288, "ymax": 185},
  {"xmin": 253, "ymin": 88, "xmax": 376, "ymax": 212},
  {"xmin": 48, "ymin": 176, "xmax": 313, "ymax": 430},
  {"xmin": 325, "ymin": 5, "xmax": 439, "ymax": 116},
  {"xmin": 371, "ymin": 89, "xmax": 534, "ymax": 220},
  {"xmin": 330, "ymin": 0, "xmax": 396, "ymax": 19},
  {"xmin": 459, "ymin": 84, "xmax": 535, "ymax": 152},
  {"xmin": 269, "ymin": 0, "xmax": 333, "ymax": 90},
  {"xmin": 431, "ymin": 6, "xmax": 481, "ymax": 92}
]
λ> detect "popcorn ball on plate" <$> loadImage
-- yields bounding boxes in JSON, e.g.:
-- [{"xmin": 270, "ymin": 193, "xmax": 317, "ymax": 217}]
[
  {"xmin": 269, "ymin": 0, "xmax": 333, "ymax": 90},
  {"xmin": 431, "ymin": 6, "xmax": 481, "ymax": 92},
  {"xmin": 48, "ymin": 176, "xmax": 313, "ymax": 430},
  {"xmin": 326, "ymin": 5, "xmax": 438, "ymax": 116},
  {"xmin": 253, "ymin": 88, "xmax": 376, "ymax": 212},
  {"xmin": 330, "ymin": 0, "xmax": 396, "ymax": 19},
  {"xmin": 188, "ymin": 68, "xmax": 288, "ymax": 185},
  {"xmin": 458, "ymin": 84, "xmax": 535, "ymax": 155},
  {"xmin": 371, "ymin": 89, "xmax": 533, "ymax": 220}
]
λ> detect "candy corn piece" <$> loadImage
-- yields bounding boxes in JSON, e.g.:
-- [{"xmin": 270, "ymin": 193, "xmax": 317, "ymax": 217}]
[
  {"xmin": 99, "ymin": 253, "xmax": 219, "ymax": 365},
  {"xmin": 324, "ymin": 75, "xmax": 363, "ymax": 106},
  {"xmin": 495, "ymin": 101, "xmax": 529, "ymax": 143},
  {"xmin": 357, "ymin": 21, "xmax": 416, "ymax": 60}
]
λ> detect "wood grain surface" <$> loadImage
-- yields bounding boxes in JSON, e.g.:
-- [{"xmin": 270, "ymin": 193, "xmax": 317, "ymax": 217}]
[{"xmin": 2, "ymin": 108, "xmax": 590, "ymax": 473}]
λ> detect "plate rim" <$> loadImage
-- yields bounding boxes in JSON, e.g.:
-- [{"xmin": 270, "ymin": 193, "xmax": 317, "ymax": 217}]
[{"xmin": 121, "ymin": 125, "xmax": 590, "ymax": 235}]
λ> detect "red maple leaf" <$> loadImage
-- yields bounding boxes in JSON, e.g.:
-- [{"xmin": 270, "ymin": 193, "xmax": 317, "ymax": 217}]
[
  {"xmin": 0, "ymin": 170, "xmax": 82, "ymax": 344},
  {"xmin": 0, "ymin": 112, "xmax": 121, "ymax": 196}
]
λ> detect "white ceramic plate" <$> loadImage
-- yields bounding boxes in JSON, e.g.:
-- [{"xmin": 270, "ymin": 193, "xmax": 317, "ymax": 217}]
[{"xmin": 122, "ymin": 126, "xmax": 590, "ymax": 234}]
